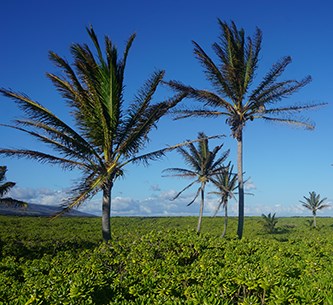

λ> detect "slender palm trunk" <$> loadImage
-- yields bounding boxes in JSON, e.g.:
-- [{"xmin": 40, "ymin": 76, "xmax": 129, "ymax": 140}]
[
  {"xmin": 313, "ymin": 211, "xmax": 317, "ymax": 228},
  {"xmin": 102, "ymin": 180, "xmax": 113, "ymax": 242},
  {"xmin": 237, "ymin": 130, "xmax": 244, "ymax": 239},
  {"xmin": 222, "ymin": 202, "xmax": 228, "ymax": 238},
  {"xmin": 197, "ymin": 183, "xmax": 205, "ymax": 234}
]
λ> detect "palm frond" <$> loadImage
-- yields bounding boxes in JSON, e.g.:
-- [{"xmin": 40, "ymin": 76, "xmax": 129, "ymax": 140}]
[
  {"xmin": 261, "ymin": 116, "xmax": 315, "ymax": 130},
  {"xmin": 250, "ymin": 56, "xmax": 293, "ymax": 100},
  {"xmin": 0, "ymin": 182, "xmax": 15, "ymax": 198},
  {"xmin": 0, "ymin": 149, "xmax": 86, "ymax": 170},
  {"xmin": 1, "ymin": 123, "xmax": 100, "ymax": 169},
  {"xmin": 0, "ymin": 166, "xmax": 7, "ymax": 183},
  {"xmin": 187, "ymin": 186, "xmax": 201, "ymax": 206},
  {"xmin": 170, "ymin": 180, "xmax": 198, "ymax": 201},
  {"xmin": 162, "ymin": 168, "xmax": 197, "ymax": 178}
]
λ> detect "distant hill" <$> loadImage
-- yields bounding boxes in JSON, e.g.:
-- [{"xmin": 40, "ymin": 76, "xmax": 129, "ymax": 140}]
[{"xmin": 0, "ymin": 203, "xmax": 95, "ymax": 217}]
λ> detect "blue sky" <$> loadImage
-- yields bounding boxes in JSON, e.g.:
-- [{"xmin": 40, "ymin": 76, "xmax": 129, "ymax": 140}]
[{"xmin": 1, "ymin": 0, "xmax": 333, "ymax": 217}]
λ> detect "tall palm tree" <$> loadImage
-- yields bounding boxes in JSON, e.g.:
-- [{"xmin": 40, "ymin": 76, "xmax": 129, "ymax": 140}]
[
  {"xmin": 300, "ymin": 191, "xmax": 330, "ymax": 228},
  {"xmin": 0, "ymin": 27, "xmax": 186, "ymax": 242},
  {"xmin": 166, "ymin": 20, "xmax": 324, "ymax": 238},
  {"xmin": 0, "ymin": 166, "xmax": 27, "ymax": 208},
  {"xmin": 210, "ymin": 164, "xmax": 238, "ymax": 237},
  {"xmin": 163, "ymin": 132, "xmax": 229, "ymax": 234}
]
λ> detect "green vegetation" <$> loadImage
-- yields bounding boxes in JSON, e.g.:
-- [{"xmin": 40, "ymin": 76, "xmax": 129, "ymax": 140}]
[
  {"xmin": 167, "ymin": 20, "xmax": 324, "ymax": 239},
  {"xmin": 0, "ymin": 166, "xmax": 27, "ymax": 208},
  {"xmin": 1, "ymin": 216, "xmax": 333, "ymax": 304}
]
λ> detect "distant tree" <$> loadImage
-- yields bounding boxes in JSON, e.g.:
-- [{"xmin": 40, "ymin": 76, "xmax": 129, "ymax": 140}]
[
  {"xmin": 210, "ymin": 164, "xmax": 238, "ymax": 237},
  {"xmin": 163, "ymin": 132, "xmax": 229, "ymax": 234},
  {"xmin": 261, "ymin": 212, "xmax": 278, "ymax": 233},
  {"xmin": 166, "ymin": 19, "xmax": 325, "ymax": 239},
  {"xmin": 0, "ymin": 166, "xmax": 27, "ymax": 208},
  {"xmin": 300, "ymin": 191, "xmax": 330, "ymax": 228},
  {"xmin": 0, "ymin": 27, "xmax": 186, "ymax": 242}
]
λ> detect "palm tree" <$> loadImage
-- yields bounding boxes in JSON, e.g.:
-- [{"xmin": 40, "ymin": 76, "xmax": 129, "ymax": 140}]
[
  {"xmin": 166, "ymin": 20, "xmax": 324, "ymax": 239},
  {"xmin": 210, "ymin": 164, "xmax": 238, "ymax": 237},
  {"xmin": 261, "ymin": 212, "xmax": 278, "ymax": 233},
  {"xmin": 0, "ymin": 27, "xmax": 186, "ymax": 242},
  {"xmin": 300, "ymin": 191, "xmax": 330, "ymax": 228},
  {"xmin": 163, "ymin": 132, "xmax": 229, "ymax": 234},
  {"xmin": 0, "ymin": 166, "xmax": 27, "ymax": 208}
]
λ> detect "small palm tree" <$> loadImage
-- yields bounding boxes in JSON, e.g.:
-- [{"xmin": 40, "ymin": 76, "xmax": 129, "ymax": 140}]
[
  {"xmin": 210, "ymin": 164, "xmax": 238, "ymax": 237},
  {"xmin": 0, "ymin": 27, "xmax": 186, "ymax": 242},
  {"xmin": 0, "ymin": 166, "xmax": 27, "ymax": 208},
  {"xmin": 163, "ymin": 132, "xmax": 229, "ymax": 234},
  {"xmin": 300, "ymin": 191, "xmax": 330, "ymax": 228},
  {"xmin": 167, "ymin": 20, "xmax": 324, "ymax": 239},
  {"xmin": 261, "ymin": 212, "xmax": 278, "ymax": 233}
]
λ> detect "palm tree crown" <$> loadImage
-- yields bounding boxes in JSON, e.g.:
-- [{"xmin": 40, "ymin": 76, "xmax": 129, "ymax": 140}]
[
  {"xmin": 210, "ymin": 164, "xmax": 238, "ymax": 216},
  {"xmin": 0, "ymin": 27, "xmax": 185, "ymax": 241},
  {"xmin": 210, "ymin": 164, "xmax": 238, "ymax": 237},
  {"xmin": 164, "ymin": 132, "xmax": 229, "ymax": 233},
  {"xmin": 167, "ymin": 19, "xmax": 325, "ymax": 238},
  {"xmin": 300, "ymin": 191, "xmax": 330, "ymax": 228}
]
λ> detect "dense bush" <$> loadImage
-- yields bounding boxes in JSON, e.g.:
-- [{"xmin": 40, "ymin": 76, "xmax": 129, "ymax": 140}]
[{"xmin": 1, "ymin": 216, "xmax": 333, "ymax": 304}]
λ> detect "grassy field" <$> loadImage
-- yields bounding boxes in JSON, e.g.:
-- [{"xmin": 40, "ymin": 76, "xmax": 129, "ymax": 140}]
[{"xmin": 1, "ymin": 215, "xmax": 333, "ymax": 304}]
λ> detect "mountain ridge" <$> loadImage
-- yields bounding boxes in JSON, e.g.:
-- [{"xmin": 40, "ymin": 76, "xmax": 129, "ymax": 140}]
[{"xmin": 0, "ymin": 203, "xmax": 95, "ymax": 217}]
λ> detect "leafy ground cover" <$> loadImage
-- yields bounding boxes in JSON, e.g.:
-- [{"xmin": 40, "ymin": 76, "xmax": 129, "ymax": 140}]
[{"xmin": 1, "ymin": 216, "xmax": 333, "ymax": 304}]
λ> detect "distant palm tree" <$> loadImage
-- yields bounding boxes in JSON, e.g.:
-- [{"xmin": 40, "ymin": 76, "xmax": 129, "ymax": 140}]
[
  {"xmin": 0, "ymin": 27, "xmax": 186, "ymax": 242},
  {"xmin": 210, "ymin": 164, "xmax": 238, "ymax": 237},
  {"xmin": 166, "ymin": 19, "xmax": 324, "ymax": 239},
  {"xmin": 163, "ymin": 132, "xmax": 229, "ymax": 234},
  {"xmin": 261, "ymin": 212, "xmax": 278, "ymax": 233},
  {"xmin": 300, "ymin": 191, "xmax": 330, "ymax": 228},
  {"xmin": 0, "ymin": 166, "xmax": 27, "ymax": 208}
]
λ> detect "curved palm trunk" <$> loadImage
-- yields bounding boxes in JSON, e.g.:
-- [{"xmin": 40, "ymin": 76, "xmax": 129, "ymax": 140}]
[
  {"xmin": 197, "ymin": 183, "xmax": 205, "ymax": 234},
  {"xmin": 236, "ymin": 130, "xmax": 244, "ymax": 239},
  {"xmin": 102, "ymin": 180, "xmax": 113, "ymax": 242},
  {"xmin": 222, "ymin": 202, "xmax": 228, "ymax": 238}
]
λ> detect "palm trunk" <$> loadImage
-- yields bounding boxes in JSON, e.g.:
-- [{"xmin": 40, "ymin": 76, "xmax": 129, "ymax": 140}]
[
  {"xmin": 222, "ymin": 202, "xmax": 228, "ymax": 238},
  {"xmin": 197, "ymin": 183, "xmax": 205, "ymax": 234},
  {"xmin": 236, "ymin": 130, "xmax": 244, "ymax": 239},
  {"xmin": 313, "ymin": 211, "xmax": 317, "ymax": 228},
  {"xmin": 102, "ymin": 180, "xmax": 113, "ymax": 242}
]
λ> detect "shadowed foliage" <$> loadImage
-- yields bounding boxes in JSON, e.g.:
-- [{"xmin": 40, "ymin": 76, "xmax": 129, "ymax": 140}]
[
  {"xmin": 0, "ymin": 27, "xmax": 186, "ymax": 241},
  {"xmin": 261, "ymin": 212, "xmax": 278, "ymax": 233},
  {"xmin": 163, "ymin": 132, "xmax": 229, "ymax": 234},
  {"xmin": 166, "ymin": 19, "xmax": 325, "ymax": 238}
]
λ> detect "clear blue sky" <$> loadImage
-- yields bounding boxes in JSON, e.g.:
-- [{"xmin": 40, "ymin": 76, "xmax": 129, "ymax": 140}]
[{"xmin": 1, "ymin": 0, "xmax": 332, "ymax": 217}]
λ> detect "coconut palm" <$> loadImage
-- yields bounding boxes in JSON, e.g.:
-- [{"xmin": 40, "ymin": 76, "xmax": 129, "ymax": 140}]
[
  {"xmin": 166, "ymin": 20, "xmax": 324, "ymax": 238},
  {"xmin": 210, "ymin": 164, "xmax": 238, "ymax": 237},
  {"xmin": 0, "ymin": 166, "xmax": 27, "ymax": 208},
  {"xmin": 261, "ymin": 212, "xmax": 278, "ymax": 233},
  {"xmin": 163, "ymin": 132, "xmax": 229, "ymax": 234},
  {"xmin": 300, "ymin": 191, "xmax": 330, "ymax": 228},
  {"xmin": 0, "ymin": 27, "xmax": 187, "ymax": 242}
]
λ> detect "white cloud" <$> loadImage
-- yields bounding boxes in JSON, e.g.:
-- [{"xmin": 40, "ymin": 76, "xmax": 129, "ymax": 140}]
[
  {"xmin": 7, "ymin": 186, "xmax": 333, "ymax": 218},
  {"xmin": 244, "ymin": 179, "xmax": 256, "ymax": 191}
]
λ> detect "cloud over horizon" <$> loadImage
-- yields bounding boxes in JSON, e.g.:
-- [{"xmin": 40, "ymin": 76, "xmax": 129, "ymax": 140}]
[{"xmin": 7, "ymin": 186, "xmax": 333, "ymax": 218}]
